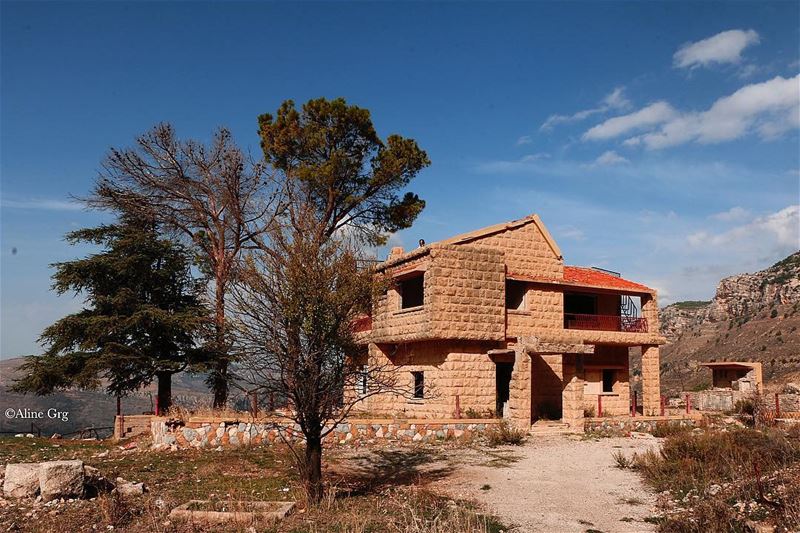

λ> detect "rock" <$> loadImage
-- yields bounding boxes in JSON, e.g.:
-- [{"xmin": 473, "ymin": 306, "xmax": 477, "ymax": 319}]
[
  {"xmin": 25, "ymin": 434, "xmax": 34, "ymax": 439},
  {"xmin": 706, "ymin": 484, "xmax": 722, "ymax": 496},
  {"xmin": 39, "ymin": 460, "xmax": 84, "ymax": 502},
  {"xmin": 3, "ymin": 464, "xmax": 41, "ymax": 498},
  {"xmin": 50, "ymin": 434, "xmax": 61, "ymax": 439},
  {"xmin": 116, "ymin": 482, "xmax": 145, "ymax": 497},
  {"xmin": 0, "ymin": 464, "xmax": 5, "ymax": 481}
]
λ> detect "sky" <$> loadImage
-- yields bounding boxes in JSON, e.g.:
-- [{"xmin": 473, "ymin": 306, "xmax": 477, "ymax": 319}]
[{"xmin": 1, "ymin": 1, "xmax": 799, "ymax": 357}]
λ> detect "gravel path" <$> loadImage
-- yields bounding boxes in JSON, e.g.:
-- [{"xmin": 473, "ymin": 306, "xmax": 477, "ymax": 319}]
[{"xmin": 436, "ymin": 435, "xmax": 661, "ymax": 533}]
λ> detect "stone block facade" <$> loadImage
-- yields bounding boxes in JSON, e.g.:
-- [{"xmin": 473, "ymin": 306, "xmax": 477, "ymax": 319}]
[{"xmin": 352, "ymin": 213, "xmax": 666, "ymax": 430}]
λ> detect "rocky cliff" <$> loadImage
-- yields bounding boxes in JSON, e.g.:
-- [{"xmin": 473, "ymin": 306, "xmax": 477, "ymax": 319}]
[{"xmin": 659, "ymin": 252, "xmax": 800, "ymax": 393}]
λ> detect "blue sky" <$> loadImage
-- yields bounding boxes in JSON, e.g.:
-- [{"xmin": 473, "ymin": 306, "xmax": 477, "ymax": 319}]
[{"xmin": 2, "ymin": 2, "xmax": 799, "ymax": 357}]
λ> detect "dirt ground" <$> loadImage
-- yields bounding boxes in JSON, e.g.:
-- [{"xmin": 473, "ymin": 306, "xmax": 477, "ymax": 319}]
[
  {"xmin": 439, "ymin": 434, "xmax": 660, "ymax": 533},
  {"xmin": 344, "ymin": 433, "xmax": 661, "ymax": 533}
]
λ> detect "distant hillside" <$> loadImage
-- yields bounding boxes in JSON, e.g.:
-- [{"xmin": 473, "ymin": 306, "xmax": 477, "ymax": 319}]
[
  {"xmin": 0, "ymin": 357, "xmax": 212, "ymax": 435},
  {"xmin": 659, "ymin": 252, "xmax": 800, "ymax": 394}
]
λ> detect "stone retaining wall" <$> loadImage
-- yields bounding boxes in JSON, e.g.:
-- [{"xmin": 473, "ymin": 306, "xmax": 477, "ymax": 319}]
[
  {"xmin": 585, "ymin": 415, "xmax": 700, "ymax": 435},
  {"xmin": 150, "ymin": 417, "xmax": 501, "ymax": 449}
]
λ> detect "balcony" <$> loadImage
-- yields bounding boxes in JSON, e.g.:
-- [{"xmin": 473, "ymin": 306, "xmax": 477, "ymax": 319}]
[{"xmin": 564, "ymin": 313, "xmax": 648, "ymax": 333}]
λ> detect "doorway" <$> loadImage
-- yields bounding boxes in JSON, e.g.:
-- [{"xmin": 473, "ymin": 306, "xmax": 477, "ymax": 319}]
[{"xmin": 495, "ymin": 362, "xmax": 513, "ymax": 418}]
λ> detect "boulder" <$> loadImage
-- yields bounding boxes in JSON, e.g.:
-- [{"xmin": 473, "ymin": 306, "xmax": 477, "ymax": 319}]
[
  {"xmin": 39, "ymin": 460, "xmax": 84, "ymax": 502},
  {"xmin": 3, "ymin": 463, "xmax": 40, "ymax": 498}
]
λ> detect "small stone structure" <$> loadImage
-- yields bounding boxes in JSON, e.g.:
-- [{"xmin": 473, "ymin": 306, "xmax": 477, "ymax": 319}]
[
  {"xmin": 169, "ymin": 500, "xmax": 295, "ymax": 524},
  {"xmin": 691, "ymin": 362, "xmax": 763, "ymax": 412},
  {"xmin": 149, "ymin": 416, "xmax": 499, "ymax": 449},
  {"xmin": 349, "ymin": 213, "xmax": 666, "ymax": 430}
]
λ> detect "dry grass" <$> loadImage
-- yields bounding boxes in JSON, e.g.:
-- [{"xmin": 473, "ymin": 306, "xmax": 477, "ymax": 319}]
[
  {"xmin": 0, "ymin": 437, "xmax": 506, "ymax": 533},
  {"xmin": 485, "ymin": 420, "xmax": 526, "ymax": 446},
  {"xmin": 631, "ymin": 428, "xmax": 800, "ymax": 532}
]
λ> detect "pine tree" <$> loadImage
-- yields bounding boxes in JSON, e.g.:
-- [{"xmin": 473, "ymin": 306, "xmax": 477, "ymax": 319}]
[{"xmin": 12, "ymin": 213, "xmax": 210, "ymax": 412}]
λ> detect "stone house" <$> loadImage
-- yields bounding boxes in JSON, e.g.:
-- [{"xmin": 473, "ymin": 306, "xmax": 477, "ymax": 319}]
[{"xmin": 350, "ymin": 214, "xmax": 666, "ymax": 429}]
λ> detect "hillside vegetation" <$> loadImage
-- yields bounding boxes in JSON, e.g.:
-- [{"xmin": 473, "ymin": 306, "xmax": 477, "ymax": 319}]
[{"xmin": 659, "ymin": 252, "xmax": 800, "ymax": 394}]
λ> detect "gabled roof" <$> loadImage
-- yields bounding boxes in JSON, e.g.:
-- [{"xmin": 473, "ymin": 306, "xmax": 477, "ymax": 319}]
[
  {"xmin": 377, "ymin": 213, "xmax": 562, "ymax": 270},
  {"xmin": 563, "ymin": 266, "xmax": 654, "ymax": 293},
  {"xmin": 439, "ymin": 213, "xmax": 563, "ymax": 260}
]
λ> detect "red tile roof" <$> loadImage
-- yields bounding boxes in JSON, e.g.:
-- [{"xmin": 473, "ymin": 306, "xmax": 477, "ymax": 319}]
[{"xmin": 563, "ymin": 266, "xmax": 653, "ymax": 293}]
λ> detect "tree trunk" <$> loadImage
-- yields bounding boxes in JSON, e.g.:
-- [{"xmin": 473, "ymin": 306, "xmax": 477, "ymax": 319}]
[
  {"xmin": 304, "ymin": 434, "xmax": 323, "ymax": 504},
  {"xmin": 156, "ymin": 371, "xmax": 173, "ymax": 415},
  {"xmin": 212, "ymin": 276, "xmax": 228, "ymax": 408}
]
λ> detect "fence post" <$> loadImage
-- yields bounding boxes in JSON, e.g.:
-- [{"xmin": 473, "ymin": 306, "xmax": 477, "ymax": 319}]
[
  {"xmin": 775, "ymin": 393, "xmax": 781, "ymax": 418},
  {"xmin": 250, "ymin": 391, "xmax": 259, "ymax": 419},
  {"xmin": 631, "ymin": 391, "xmax": 637, "ymax": 417},
  {"xmin": 154, "ymin": 396, "xmax": 160, "ymax": 416},
  {"xmin": 660, "ymin": 395, "xmax": 666, "ymax": 417},
  {"xmin": 455, "ymin": 394, "xmax": 461, "ymax": 419},
  {"xmin": 685, "ymin": 393, "xmax": 691, "ymax": 414},
  {"xmin": 598, "ymin": 395, "xmax": 603, "ymax": 418}
]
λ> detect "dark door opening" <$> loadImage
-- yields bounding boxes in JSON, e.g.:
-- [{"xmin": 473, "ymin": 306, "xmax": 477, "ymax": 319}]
[{"xmin": 495, "ymin": 362, "xmax": 513, "ymax": 418}]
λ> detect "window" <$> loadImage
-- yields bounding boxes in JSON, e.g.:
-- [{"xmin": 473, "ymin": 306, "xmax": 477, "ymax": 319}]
[
  {"xmin": 602, "ymin": 369, "xmax": 615, "ymax": 393},
  {"xmin": 399, "ymin": 274, "xmax": 424, "ymax": 309},
  {"xmin": 412, "ymin": 371, "xmax": 424, "ymax": 399},
  {"xmin": 505, "ymin": 280, "xmax": 527, "ymax": 310},
  {"xmin": 357, "ymin": 365, "xmax": 368, "ymax": 396}
]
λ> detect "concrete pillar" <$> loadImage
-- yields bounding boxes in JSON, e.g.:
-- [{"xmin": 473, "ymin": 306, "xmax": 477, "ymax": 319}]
[
  {"xmin": 561, "ymin": 354, "xmax": 585, "ymax": 430},
  {"xmin": 641, "ymin": 345, "xmax": 661, "ymax": 415}
]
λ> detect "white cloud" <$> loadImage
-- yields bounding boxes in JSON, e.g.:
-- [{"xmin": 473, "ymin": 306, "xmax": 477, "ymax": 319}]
[
  {"xmin": 582, "ymin": 101, "xmax": 676, "ymax": 141},
  {"xmin": 1, "ymin": 198, "xmax": 84, "ymax": 211},
  {"xmin": 540, "ymin": 87, "xmax": 631, "ymax": 131},
  {"xmin": 629, "ymin": 74, "xmax": 800, "ymax": 149},
  {"xmin": 593, "ymin": 150, "xmax": 629, "ymax": 166},
  {"xmin": 515, "ymin": 135, "xmax": 533, "ymax": 146},
  {"xmin": 674, "ymin": 29, "xmax": 760, "ymax": 69},
  {"xmin": 710, "ymin": 206, "xmax": 750, "ymax": 222},
  {"xmin": 687, "ymin": 205, "xmax": 799, "ymax": 250}
]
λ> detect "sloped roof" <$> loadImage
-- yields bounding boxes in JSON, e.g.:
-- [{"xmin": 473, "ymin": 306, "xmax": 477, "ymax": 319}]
[
  {"xmin": 563, "ymin": 266, "xmax": 654, "ymax": 293},
  {"xmin": 439, "ymin": 213, "xmax": 563, "ymax": 260}
]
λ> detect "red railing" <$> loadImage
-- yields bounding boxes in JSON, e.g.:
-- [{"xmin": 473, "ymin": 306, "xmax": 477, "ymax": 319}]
[{"xmin": 564, "ymin": 313, "xmax": 648, "ymax": 333}]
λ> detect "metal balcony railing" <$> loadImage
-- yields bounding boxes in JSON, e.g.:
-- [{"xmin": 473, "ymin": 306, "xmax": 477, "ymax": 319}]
[{"xmin": 564, "ymin": 313, "xmax": 648, "ymax": 333}]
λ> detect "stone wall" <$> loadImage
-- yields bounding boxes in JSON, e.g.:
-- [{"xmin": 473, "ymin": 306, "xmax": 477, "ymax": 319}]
[
  {"xmin": 113, "ymin": 415, "xmax": 153, "ymax": 441},
  {"xmin": 150, "ymin": 417, "xmax": 500, "ymax": 449},
  {"xmin": 370, "ymin": 244, "xmax": 506, "ymax": 344},
  {"xmin": 530, "ymin": 353, "xmax": 563, "ymax": 419},
  {"xmin": 464, "ymin": 218, "xmax": 563, "ymax": 280},
  {"xmin": 582, "ymin": 345, "xmax": 630, "ymax": 416},
  {"xmin": 359, "ymin": 340, "xmax": 499, "ymax": 418},
  {"xmin": 585, "ymin": 415, "xmax": 698, "ymax": 435},
  {"xmin": 427, "ymin": 244, "xmax": 506, "ymax": 341}
]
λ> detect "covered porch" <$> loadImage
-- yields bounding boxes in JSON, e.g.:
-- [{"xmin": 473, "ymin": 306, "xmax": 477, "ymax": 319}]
[{"xmin": 505, "ymin": 341, "xmax": 662, "ymax": 430}]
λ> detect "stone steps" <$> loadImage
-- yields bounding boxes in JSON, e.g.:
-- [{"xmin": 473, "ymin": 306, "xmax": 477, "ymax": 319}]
[{"xmin": 529, "ymin": 421, "xmax": 574, "ymax": 436}]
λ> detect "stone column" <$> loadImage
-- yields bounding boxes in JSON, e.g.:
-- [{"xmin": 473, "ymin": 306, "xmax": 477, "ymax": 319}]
[
  {"xmin": 507, "ymin": 347, "xmax": 532, "ymax": 429},
  {"xmin": 561, "ymin": 354, "xmax": 585, "ymax": 431},
  {"xmin": 641, "ymin": 345, "xmax": 661, "ymax": 415}
]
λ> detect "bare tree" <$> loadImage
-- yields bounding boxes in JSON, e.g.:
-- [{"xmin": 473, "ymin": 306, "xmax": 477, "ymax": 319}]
[
  {"xmin": 90, "ymin": 124, "xmax": 278, "ymax": 407},
  {"xmin": 232, "ymin": 206, "xmax": 400, "ymax": 503}
]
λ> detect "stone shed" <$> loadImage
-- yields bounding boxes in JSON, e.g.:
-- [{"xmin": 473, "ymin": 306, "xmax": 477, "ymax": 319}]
[{"xmin": 347, "ymin": 213, "xmax": 666, "ymax": 430}]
